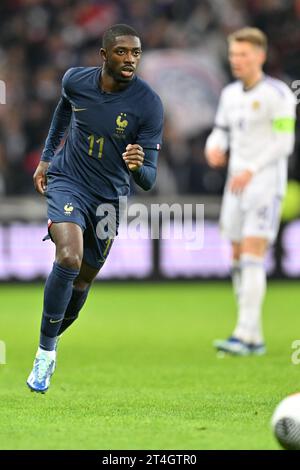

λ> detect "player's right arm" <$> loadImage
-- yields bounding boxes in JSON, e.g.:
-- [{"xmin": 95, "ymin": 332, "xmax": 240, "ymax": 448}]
[
  {"xmin": 205, "ymin": 89, "xmax": 229, "ymax": 168},
  {"xmin": 33, "ymin": 69, "xmax": 73, "ymax": 195}
]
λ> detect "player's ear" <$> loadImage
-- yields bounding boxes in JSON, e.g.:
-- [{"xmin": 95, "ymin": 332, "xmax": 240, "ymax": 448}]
[
  {"xmin": 259, "ymin": 49, "xmax": 266, "ymax": 66},
  {"xmin": 100, "ymin": 48, "xmax": 107, "ymax": 62},
  {"xmin": 256, "ymin": 47, "xmax": 266, "ymax": 66}
]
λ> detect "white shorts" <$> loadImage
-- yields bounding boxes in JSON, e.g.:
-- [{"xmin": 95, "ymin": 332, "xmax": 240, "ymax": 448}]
[{"xmin": 220, "ymin": 182, "xmax": 282, "ymax": 244}]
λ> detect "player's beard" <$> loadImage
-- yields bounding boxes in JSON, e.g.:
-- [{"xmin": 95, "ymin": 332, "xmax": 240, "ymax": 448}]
[{"xmin": 106, "ymin": 64, "xmax": 134, "ymax": 84}]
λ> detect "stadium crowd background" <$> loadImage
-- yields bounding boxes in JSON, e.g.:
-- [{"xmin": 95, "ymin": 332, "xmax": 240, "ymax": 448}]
[{"xmin": 0, "ymin": 0, "xmax": 299, "ymax": 197}]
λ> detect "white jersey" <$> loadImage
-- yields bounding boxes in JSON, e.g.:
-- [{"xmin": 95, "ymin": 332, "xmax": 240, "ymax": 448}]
[{"xmin": 206, "ymin": 75, "xmax": 296, "ymax": 196}]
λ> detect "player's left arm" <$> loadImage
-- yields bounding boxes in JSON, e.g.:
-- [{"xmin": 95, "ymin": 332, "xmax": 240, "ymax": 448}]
[
  {"xmin": 247, "ymin": 89, "xmax": 296, "ymax": 173},
  {"xmin": 230, "ymin": 88, "xmax": 297, "ymax": 194},
  {"xmin": 122, "ymin": 144, "xmax": 158, "ymax": 191},
  {"xmin": 123, "ymin": 94, "xmax": 164, "ymax": 191}
]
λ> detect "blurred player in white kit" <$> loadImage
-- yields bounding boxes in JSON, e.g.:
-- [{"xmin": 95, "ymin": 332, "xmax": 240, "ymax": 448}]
[{"xmin": 205, "ymin": 27, "xmax": 297, "ymax": 355}]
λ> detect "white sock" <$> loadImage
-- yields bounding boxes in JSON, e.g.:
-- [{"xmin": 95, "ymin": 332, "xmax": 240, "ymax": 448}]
[
  {"xmin": 231, "ymin": 259, "xmax": 241, "ymax": 301},
  {"xmin": 233, "ymin": 254, "xmax": 266, "ymax": 345},
  {"xmin": 37, "ymin": 347, "xmax": 56, "ymax": 360}
]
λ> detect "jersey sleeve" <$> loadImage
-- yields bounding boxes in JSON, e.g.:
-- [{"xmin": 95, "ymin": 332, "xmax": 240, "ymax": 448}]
[
  {"xmin": 205, "ymin": 89, "xmax": 230, "ymax": 153},
  {"xmin": 214, "ymin": 89, "xmax": 230, "ymax": 131},
  {"xmin": 270, "ymin": 87, "xmax": 296, "ymax": 134},
  {"xmin": 61, "ymin": 67, "xmax": 75, "ymax": 100},
  {"xmin": 136, "ymin": 94, "xmax": 164, "ymax": 150},
  {"xmin": 246, "ymin": 87, "xmax": 296, "ymax": 174},
  {"xmin": 40, "ymin": 70, "xmax": 73, "ymax": 162},
  {"xmin": 131, "ymin": 148, "xmax": 158, "ymax": 191}
]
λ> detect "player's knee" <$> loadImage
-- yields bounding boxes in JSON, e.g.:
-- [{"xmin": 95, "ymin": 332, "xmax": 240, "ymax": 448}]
[
  {"xmin": 57, "ymin": 248, "xmax": 82, "ymax": 271},
  {"xmin": 241, "ymin": 237, "xmax": 268, "ymax": 257}
]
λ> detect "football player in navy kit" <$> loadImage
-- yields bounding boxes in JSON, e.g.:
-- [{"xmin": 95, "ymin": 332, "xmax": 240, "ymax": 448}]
[{"xmin": 27, "ymin": 24, "xmax": 164, "ymax": 393}]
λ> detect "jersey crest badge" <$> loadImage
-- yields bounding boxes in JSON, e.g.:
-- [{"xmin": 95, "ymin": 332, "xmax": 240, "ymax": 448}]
[
  {"xmin": 252, "ymin": 101, "xmax": 261, "ymax": 110},
  {"xmin": 116, "ymin": 113, "xmax": 128, "ymax": 134}
]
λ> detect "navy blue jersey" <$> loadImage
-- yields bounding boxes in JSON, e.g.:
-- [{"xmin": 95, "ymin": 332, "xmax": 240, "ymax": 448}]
[{"xmin": 42, "ymin": 67, "xmax": 164, "ymax": 200}]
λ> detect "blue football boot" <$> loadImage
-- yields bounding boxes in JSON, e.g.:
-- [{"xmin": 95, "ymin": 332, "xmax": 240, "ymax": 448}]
[
  {"xmin": 214, "ymin": 336, "xmax": 266, "ymax": 356},
  {"xmin": 27, "ymin": 349, "xmax": 56, "ymax": 393}
]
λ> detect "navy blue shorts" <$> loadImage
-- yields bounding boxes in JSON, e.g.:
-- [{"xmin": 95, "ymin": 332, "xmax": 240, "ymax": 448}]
[{"xmin": 45, "ymin": 187, "xmax": 119, "ymax": 270}]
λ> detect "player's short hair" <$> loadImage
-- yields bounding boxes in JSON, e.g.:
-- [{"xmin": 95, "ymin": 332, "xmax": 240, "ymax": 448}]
[
  {"xmin": 102, "ymin": 24, "xmax": 140, "ymax": 49},
  {"xmin": 228, "ymin": 27, "xmax": 268, "ymax": 52}
]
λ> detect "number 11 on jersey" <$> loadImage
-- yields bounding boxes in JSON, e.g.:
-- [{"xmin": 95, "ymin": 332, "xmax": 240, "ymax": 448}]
[{"xmin": 88, "ymin": 135, "xmax": 104, "ymax": 159}]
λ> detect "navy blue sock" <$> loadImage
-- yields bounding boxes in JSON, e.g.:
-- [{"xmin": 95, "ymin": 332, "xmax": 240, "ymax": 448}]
[
  {"xmin": 57, "ymin": 286, "xmax": 90, "ymax": 336},
  {"xmin": 40, "ymin": 262, "xmax": 79, "ymax": 351}
]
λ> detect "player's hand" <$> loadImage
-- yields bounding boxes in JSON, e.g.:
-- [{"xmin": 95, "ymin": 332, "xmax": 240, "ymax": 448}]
[
  {"xmin": 33, "ymin": 161, "xmax": 50, "ymax": 195},
  {"xmin": 205, "ymin": 147, "xmax": 227, "ymax": 168},
  {"xmin": 122, "ymin": 144, "xmax": 144, "ymax": 172},
  {"xmin": 229, "ymin": 170, "xmax": 253, "ymax": 194}
]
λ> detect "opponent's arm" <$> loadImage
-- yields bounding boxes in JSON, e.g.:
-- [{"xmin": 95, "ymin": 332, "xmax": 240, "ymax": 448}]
[
  {"xmin": 246, "ymin": 117, "xmax": 296, "ymax": 174},
  {"xmin": 205, "ymin": 90, "xmax": 229, "ymax": 168},
  {"xmin": 230, "ymin": 91, "xmax": 296, "ymax": 194},
  {"xmin": 229, "ymin": 127, "xmax": 295, "ymax": 194},
  {"xmin": 123, "ymin": 144, "xmax": 158, "ymax": 191}
]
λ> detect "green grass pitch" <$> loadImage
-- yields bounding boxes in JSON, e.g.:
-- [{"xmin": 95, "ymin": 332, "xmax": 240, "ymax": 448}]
[{"xmin": 0, "ymin": 281, "xmax": 299, "ymax": 450}]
